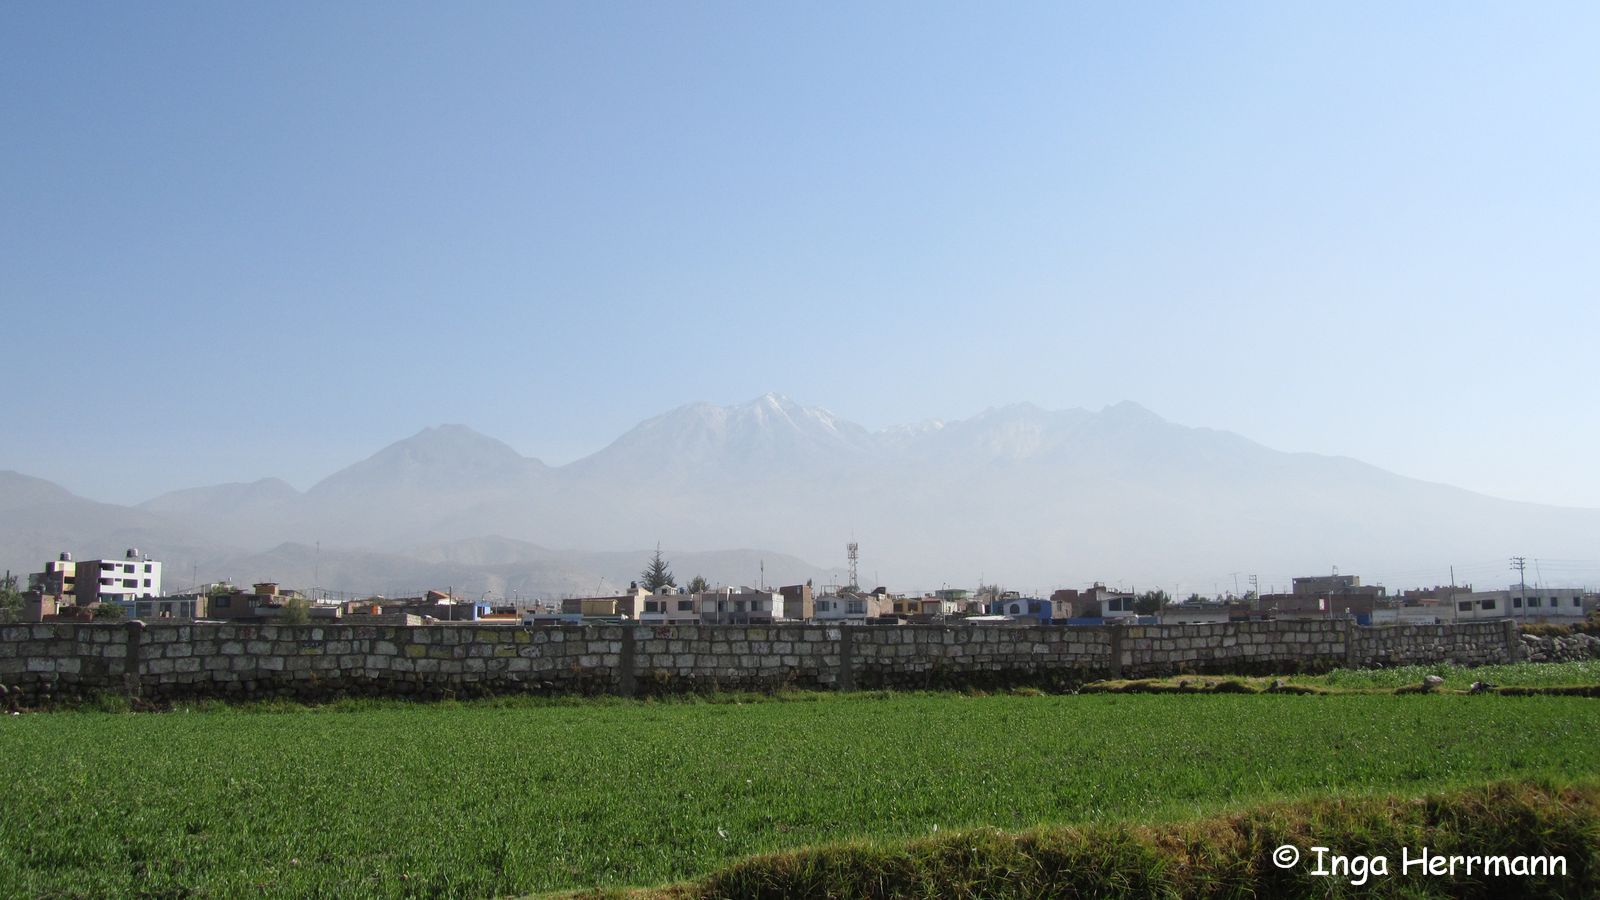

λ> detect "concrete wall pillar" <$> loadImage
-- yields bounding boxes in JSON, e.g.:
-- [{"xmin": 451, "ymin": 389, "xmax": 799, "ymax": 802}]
[
  {"xmin": 123, "ymin": 620, "xmax": 145, "ymax": 699},
  {"xmin": 837, "ymin": 626, "xmax": 855, "ymax": 691},
  {"xmin": 618, "ymin": 627, "xmax": 637, "ymax": 697}
]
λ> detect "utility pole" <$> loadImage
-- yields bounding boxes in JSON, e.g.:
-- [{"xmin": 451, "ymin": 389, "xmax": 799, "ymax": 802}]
[{"xmin": 1510, "ymin": 556, "xmax": 1527, "ymax": 623}]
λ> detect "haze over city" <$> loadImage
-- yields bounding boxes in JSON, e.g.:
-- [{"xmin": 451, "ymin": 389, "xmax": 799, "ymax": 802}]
[{"xmin": 5, "ymin": 3, "xmax": 1598, "ymax": 564}]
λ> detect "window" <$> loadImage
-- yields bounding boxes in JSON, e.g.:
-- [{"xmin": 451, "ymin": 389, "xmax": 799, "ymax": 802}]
[
  {"xmin": 215, "ymin": 596, "xmax": 230, "ymax": 609},
  {"xmin": 1513, "ymin": 597, "xmax": 1522, "ymax": 608},
  {"xmin": 1482, "ymin": 599, "xmax": 1496, "ymax": 610},
  {"xmin": 677, "ymin": 600, "xmax": 693, "ymax": 612},
  {"xmin": 100, "ymin": 578, "xmax": 112, "ymax": 586},
  {"xmin": 1529, "ymin": 597, "xmax": 1542, "ymax": 608},
  {"xmin": 1457, "ymin": 601, "xmax": 1471, "ymax": 612},
  {"xmin": 847, "ymin": 600, "xmax": 865, "ymax": 614},
  {"xmin": 143, "ymin": 579, "xmax": 151, "ymax": 587},
  {"xmin": 100, "ymin": 563, "xmax": 114, "ymax": 571},
  {"xmin": 735, "ymin": 600, "xmax": 746, "ymax": 612},
  {"xmin": 125, "ymin": 564, "xmax": 135, "ymax": 574},
  {"xmin": 144, "ymin": 564, "xmax": 152, "ymax": 573}
]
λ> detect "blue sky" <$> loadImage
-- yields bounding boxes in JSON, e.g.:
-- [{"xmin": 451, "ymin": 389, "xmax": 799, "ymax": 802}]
[{"xmin": 3, "ymin": 2, "xmax": 1598, "ymax": 507}]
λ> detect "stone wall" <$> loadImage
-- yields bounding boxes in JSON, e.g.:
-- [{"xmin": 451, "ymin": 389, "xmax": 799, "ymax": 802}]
[
  {"xmin": 1121, "ymin": 621, "xmax": 1350, "ymax": 677},
  {"xmin": 0, "ymin": 618, "xmax": 1525, "ymax": 706},
  {"xmin": 633, "ymin": 624, "xmax": 840, "ymax": 693},
  {"xmin": 1350, "ymin": 620, "xmax": 1517, "ymax": 668},
  {"xmin": 1521, "ymin": 631, "xmax": 1600, "ymax": 663},
  {"xmin": 847, "ymin": 625, "xmax": 1113, "ymax": 691}
]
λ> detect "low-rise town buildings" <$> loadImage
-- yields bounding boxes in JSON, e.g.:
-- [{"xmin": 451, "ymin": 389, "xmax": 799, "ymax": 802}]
[{"xmin": 27, "ymin": 549, "xmax": 162, "ymax": 612}]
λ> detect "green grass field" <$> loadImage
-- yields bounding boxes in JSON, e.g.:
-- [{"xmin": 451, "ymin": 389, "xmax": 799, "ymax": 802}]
[
  {"xmin": 1081, "ymin": 660, "xmax": 1600, "ymax": 695},
  {"xmin": 2, "ymin": 687, "xmax": 1599, "ymax": 897},
  {"xmin": 1300, "ymin": 659, "xmax": 1600, "ymax": 690}
]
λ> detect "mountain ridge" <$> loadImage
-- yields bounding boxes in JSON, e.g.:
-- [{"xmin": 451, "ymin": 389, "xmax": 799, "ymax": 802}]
[{"xmin": 8, "ymin": 396, "xmax": 1600, "ymax": 592}]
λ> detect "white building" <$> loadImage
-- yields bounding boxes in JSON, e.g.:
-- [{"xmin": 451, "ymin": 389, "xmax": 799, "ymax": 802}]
[
  {"xmin": 1455, "ymin": 586, "xmax": 1588, "ymax": 624},
  {"xmin": 84, "ymin": 549, "xmax": 162, "ymax": 609},
  {"xmin": 640, "ymin": 586, "xmax": 700, "ymax": 624},
  {"xmin": 812, "ymin": 592, "xmax": 880, "ymax": 623},
  {"xmin": 28, "ymin": 549, "xmax": 161, "ymax": 611},
  {"xmin": 1368, "ymin": 606, "xmax": 1449, "ymax": 625},
  {"xmin": 1095, "ymin": 593, "xmax": 1139, "ymax": 619},
  {"xmin": 698, "ymin": 587, "xmax": 784, "ymax": 624}
]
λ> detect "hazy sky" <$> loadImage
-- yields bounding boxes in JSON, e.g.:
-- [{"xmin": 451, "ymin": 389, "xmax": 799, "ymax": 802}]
[{"xmin": 4, "ymin": 2, "xmax": 1598, "ymax": 508}]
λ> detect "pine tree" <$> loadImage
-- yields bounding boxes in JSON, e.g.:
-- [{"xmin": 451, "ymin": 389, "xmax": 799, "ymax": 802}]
[
  {"xmin": 687, "ymin": 574, "xmax": 709, "ymax": 593},
  {"xmin": 640, "ymin": 544, "xmax": 676, "ymax": 590}
]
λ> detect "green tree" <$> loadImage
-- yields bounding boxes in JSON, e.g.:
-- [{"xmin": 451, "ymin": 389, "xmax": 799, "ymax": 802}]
[
  {"xmin": 1134, "ymin": 590, "xmax": 1170, "ymax": 616},
  {"xmin": 0, "ymin": 572, "xmax": 24, "ymax": 622},
  {"xmin": 279, "ymin": 595, "xmax": 310, "ymax": 625},
  {"xmin": 92, "ymin": 602, "xmax": 125, "ymax": 621},
  {"xmin": 686, "ymin": 574, "xmax": 709, "ymax": 593},
  {"xmin": 0, "ymin": 572, "xmax": 23, "ymax": 613},
  {"xmin": 640, "ymin": 545, "xmax": 675, "ymax": 591}
]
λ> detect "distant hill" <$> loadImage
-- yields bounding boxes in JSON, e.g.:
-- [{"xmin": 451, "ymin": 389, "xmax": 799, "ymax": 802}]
[
  {"xmin": 6, "ymin": 396, "xmax": 1600, "ymax": 593},
  {"xmin": 138, "ymin": 477, "xmax": 299, "ymax": 519}
]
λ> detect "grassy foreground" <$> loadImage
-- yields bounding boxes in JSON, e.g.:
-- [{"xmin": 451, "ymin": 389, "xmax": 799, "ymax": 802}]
[
  {"xmin": 1303, "ymin": 660, "xmax": 1600, "ymax": 691},
  {"xmin": 1078, "ymin": 660, "xmax": 1600, "ymax": 696},
  {"xmin": 1, "ymin": 691, "xmax": 1598, "ymax": 896},
  {"xmin": 643, "ymin": 780, "xmax": 1600, "ymax": 899}
]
